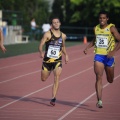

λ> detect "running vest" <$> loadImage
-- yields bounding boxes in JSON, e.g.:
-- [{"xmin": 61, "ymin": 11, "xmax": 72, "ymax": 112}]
[
  {"xmin": 94, "ymin": 23, "xmax": 115, "ymax": 55},
  {"xmin": 43, "ymin": 30, "xmax": 63, "ymax": 63}
]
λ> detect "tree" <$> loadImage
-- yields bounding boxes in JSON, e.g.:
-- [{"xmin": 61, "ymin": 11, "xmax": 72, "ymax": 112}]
[
  {"xmin": 69, "ymin": 0, "xmax": 120, "ymax": 27},
  {"xmin": 52, "ymin": 0, "xmax": 120, "ymax": 27},
  {"xmin": 0, "ymin": 0, "xmax": 50, "ymax": 27}
]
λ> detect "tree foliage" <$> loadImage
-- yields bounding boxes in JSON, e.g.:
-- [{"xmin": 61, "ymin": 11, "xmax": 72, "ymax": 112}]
[
  {"xmin": 52, "ymin": 0, "xmax": 120, "ymax": 27},
  {"xmin": 0, "ymin": 0, "xmax": 50, "ymax": 27},
  {"xmin": 69, "ymin": 0, "xmax": 120, "ymax": 27},
  {"xmin": 0, "ymin": 0, "xmax": 120, "ymax": 28}
]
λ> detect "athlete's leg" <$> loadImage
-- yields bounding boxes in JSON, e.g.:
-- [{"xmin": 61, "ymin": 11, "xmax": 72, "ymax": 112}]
[
  {"xmin": 52, "ymin": 67, "xmax": 62, "ymax": 99},
  {"xmin": 105, "ymin": 66, "xmax": 114, "ymax": 83},
  {"xmin": 94, "ymin": 61, "xmax": 104, "ymax": 101},
  {"xmin": 41, "ymin": 70, "xmax": 51, "ymax": 81},
  {"xmin": 41, "ymin": 62, "xmax": 51, "ymax": 81}
]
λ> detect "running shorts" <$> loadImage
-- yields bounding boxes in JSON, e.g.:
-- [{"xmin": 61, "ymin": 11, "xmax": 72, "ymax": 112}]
[
  {"xmin": 94, "ymin": 54, "xmax": 115, "ymax": 67},
  {"xmin": 42, "ymin": 61, "xmax": 62, "ymax": 71}
]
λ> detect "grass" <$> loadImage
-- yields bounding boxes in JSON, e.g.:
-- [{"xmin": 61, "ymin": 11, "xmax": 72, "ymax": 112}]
[{"xmin": 0, "ymin": 40, "xmax": 82, "ymax": 58}]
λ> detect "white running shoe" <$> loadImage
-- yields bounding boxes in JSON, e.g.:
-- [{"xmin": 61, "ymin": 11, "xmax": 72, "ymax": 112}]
[{"xmin": 96, "ymin": 100, "xmax": 103, "ymax": 108}]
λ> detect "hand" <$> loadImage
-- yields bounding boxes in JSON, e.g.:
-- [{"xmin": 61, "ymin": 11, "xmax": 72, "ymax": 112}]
[
  {"xmin": 65, "ymin": 55, "xmax": 69, "ymax": 64},
  {"xmin": 40, "ymin": 52, "xmax": 44, "ymax": 58},
  {"xmin": 0, "ymin": 45, "xmax": 6, "ymax": 53},
  {"xmin": 107, "ymin": 51, "xmax": 115, "ymax": 58},
  {"xmin": 83, "ymin": 49, "xmax": 88, "ymax": 54}
]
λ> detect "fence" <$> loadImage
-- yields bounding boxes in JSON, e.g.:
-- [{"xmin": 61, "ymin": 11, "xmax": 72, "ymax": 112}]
[
  {"xmin": 22, "ymin": 25, "xmax": 120, "ymax": 42},
  {"xmin": 61, "ymin": 26, "xmax": 94, "ymax": 41},
  {"xmin": 61, "ymin": 26, "xmax": 120, "ymax": 41}
]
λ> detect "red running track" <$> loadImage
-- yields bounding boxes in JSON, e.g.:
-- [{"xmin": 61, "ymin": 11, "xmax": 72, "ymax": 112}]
[{"xmin": 0, "ymin": 43, "xmax": 120, "ymax": 120}]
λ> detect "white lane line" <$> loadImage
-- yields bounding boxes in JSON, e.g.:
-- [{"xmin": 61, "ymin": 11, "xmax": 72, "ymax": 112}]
[
  {"xmin": 0, "ymin": 70, "xmax": 41, "ymax": 84},
  {"xmin": 0, "ymin": 54, "xmax": 93, "ymax": 84},
  {"xmin": 0, "ymin": 45, "xmax": 93, "ymax": 70},
  {"xmin": 0, "ymin": 59, "xmax": 40, "ymax": 70},
  {"xmin": 57, "ymin": 74, "xmax": 120, "ymax": 120},
  {"xmin": 1, "ymin": 52, "xmax": 120, "ymax": 70},
  {"xmin": 0, "ymin": 43, "xmax": 120, "ymax": 70},
  {"xmin": 0, "ymin": 66, "xmax": 93, "ymax": 109},
  {"xmin": 0, "ymin": 53, "xmax": 119, "ymax": 84}
]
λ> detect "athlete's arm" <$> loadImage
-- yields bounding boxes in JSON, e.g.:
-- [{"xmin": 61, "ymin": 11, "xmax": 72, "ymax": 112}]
[
  {"xmin": 83, "ymin": 27, "xmax": 95, "ymax": 54},
  {"xmin": 0, "ymin": 29, "xmax": 6, "ymax": 53},
  {"xmin": 107, "ymin": 26, "xmax": 120, "ymax": 57},
  {"xmin": 62, "ymin": 33, "xmax": 69, "ymax": 64},
  {"xmin": 111, "ymin": 26, "xmax": 120, "ymax": 51},
  {"xmin": 39, "ymin": 31, "xmax": 50, "ymax": 58}
]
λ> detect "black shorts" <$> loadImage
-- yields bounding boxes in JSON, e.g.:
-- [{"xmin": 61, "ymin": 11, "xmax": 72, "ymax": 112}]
[{"xmin": 42, "ymin": 61, "xmax": 62, "ymax": 71}]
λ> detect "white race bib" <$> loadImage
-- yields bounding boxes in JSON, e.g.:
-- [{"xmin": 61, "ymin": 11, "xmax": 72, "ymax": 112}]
[
  {"xmin": 47, "ymin": 45, "xmax": 60, "ymax": 58},
  {"xmin": 96, "ymin": 35, "xmax": 108, "ymax": 48}
]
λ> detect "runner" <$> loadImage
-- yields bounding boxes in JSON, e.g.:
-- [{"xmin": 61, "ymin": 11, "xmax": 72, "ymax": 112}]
[
  {"xmin": 83, "ymin": 10, "xmax": 120, "ymax": 108},
  {"xmin": 39, "ymin": 17, "xmax": 69, "ymax": 106}
]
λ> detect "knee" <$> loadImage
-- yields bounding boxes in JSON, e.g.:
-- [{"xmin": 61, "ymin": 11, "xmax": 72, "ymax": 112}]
[
  {"xmin": 41, "ymin": 79, "xmax": 45, "ymax": 82},
  {"xmin": 107, "ymin": 76, "xmax": 114, "ymax": 83},
  {"xmin": 41, "ymin": 77, "xmax": 46, "ymax": 82},
  {"xmin": 96, "ymin": 74, "xmax": 102, "ymax": 81},
  {"xmin": 107, "ymin": 79, "xmax": 113, "ymax": 83}
]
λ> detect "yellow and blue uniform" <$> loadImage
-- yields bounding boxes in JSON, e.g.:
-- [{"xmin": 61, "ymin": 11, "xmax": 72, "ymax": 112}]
[
  {"xmin": 42, "ymin": 30, "xmax": 63, "ymax": 71},
  {"xmin": 94, "ymin": 23, "xmax": 115, "ymax": 67}
]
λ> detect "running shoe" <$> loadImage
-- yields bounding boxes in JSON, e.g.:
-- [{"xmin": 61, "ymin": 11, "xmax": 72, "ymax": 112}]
[
  {"xmin": 50, "ymin": 98, "xmax": 56, "ymax": 106},
  {"xmin": 96, "ymin": 100, "xmax": 103, "ymax": 108}
]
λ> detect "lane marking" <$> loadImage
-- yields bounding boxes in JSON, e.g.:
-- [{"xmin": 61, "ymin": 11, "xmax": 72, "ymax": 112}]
[
  {"xmin": 58, "ymin": 74, "xmax": 120, "ymax": 120},
  {"xmin": 0, "ymin": 54, "xmax": 93, "ymax": 84},
  {"xmin": 0, "ymin": 67, "xmax": 93, "ymax": 109},
  {"xmin": 0, "ymin": 59, "xmax": 40, "ymax": 70},
  {"xmin": 0, "ymin": 70, "xmax": 41, "ymax": 84},
  {"xmin": 0, "ymin": 52, "xmax": 120, "ymax": 70},
  {"xmin": 1, "ymin": 53, "xmax": 119, "ymax": 84},
  {"xmin": 0, "ymin": 46, "xmax": 85, "ymax": 70}
]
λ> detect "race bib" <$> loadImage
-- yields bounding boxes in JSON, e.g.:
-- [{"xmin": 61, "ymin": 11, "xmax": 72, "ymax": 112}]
[
  {"xmin": 96, "ymin": 36, "xmax": 108, "ymax": 48},
  {"xmin": 47, "ymin": 45, "xmax": 60, "ymax": 58}
]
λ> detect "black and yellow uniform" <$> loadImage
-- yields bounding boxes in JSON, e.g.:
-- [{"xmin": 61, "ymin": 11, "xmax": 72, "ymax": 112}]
[{"xmin": 42, "ymin": 30, "xmax": 63, "ymax": 71}]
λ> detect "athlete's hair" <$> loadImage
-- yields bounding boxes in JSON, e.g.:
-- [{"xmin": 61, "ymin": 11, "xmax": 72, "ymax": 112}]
[
  {"xmin": 99, "ymin": 10, "xmax": 109, "ymax": 18},
  {"xmin": 49, "ymin": 17, "xmax": 60, "ymax": 24}
]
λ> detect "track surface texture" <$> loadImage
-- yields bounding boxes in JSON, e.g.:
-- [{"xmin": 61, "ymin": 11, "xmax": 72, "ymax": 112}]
[{"xmin": 0, "ymin": 43, "xmax": 120, "ymax": 120}]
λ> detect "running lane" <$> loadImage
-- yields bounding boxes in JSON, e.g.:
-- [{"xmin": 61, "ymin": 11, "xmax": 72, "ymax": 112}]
[{"xmin": 0, "ymin": 43, "xmax": 120, "ymax": 120}]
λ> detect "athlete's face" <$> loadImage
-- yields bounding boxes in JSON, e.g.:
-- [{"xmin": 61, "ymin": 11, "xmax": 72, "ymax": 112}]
[
  {"xmin": 99, "ymin": 14, "xmax": 109, "ymax": 26},
  {"xmin": 51, "ymin": 19, "xmax": 61, "ymax": 30}
]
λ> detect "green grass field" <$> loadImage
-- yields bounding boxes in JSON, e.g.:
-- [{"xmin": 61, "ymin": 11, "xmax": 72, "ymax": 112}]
[{"xmin": 0, "ymin": 40, "xmax": 82, "ymax": 58}]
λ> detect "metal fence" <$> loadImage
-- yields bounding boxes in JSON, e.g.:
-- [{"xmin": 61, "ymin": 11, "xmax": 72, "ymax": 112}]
[
  {"xmin": 61, "ymin": 26, "xmax": 120, "ymax": 41},
  {"xmin": 61, "ymin": 26, "xmax": 94, "ymax": 41},
  {"xmin": 21, "ymin": 26, "xmax": 120, "ymax": 41}
]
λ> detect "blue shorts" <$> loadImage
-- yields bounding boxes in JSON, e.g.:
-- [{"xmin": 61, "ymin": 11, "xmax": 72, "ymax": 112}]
[{"xmin": 94, "ymin": 54, "xmax": 115, "ymax": 67}]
